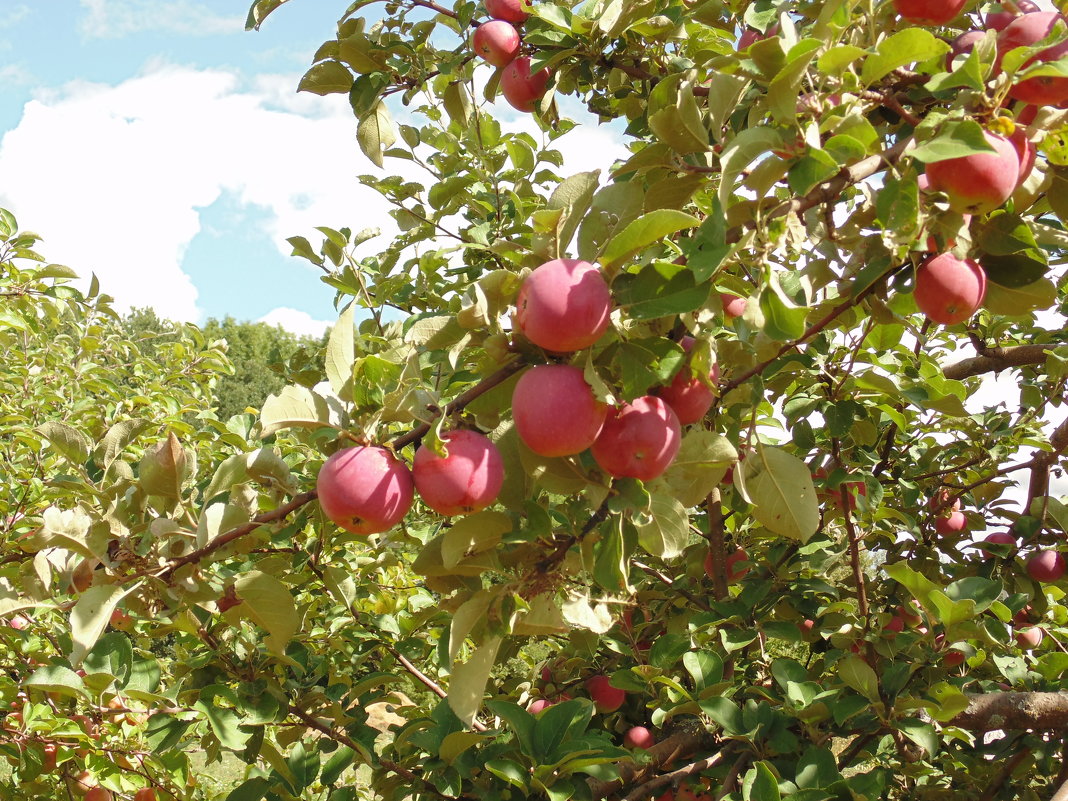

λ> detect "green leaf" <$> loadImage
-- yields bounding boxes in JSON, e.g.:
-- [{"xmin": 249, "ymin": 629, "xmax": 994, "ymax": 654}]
[
  {"xmin": 650, "ymin": 430, "xmax": 735, "ymax": 508},
  {"xmin": 245, "ymin": 0, "xmax": 290, "ymax": 30},
  {"xmin": 357, "ymin": 101, "xmax": 397, "ymax": 168},
  {"xmin": 325, "ymin": 303, "xmax": 356, "ymax": 401},
  {"xmin": 36, "ymin": 421, "xmax": 91, "ymax": 466},
  {"xmin": 23, "ymin": 665, "xmax": 87, "ymax": 700},
  {"xmin": 699, "ymin": 697, "xmax": 743, "ymax": 735},
  {"xmin": 984, "ymin": 278, "xmax": 1057, "ymax": 315},
  {"xmin": 485, "ymin": 701, "xmax": 536, "ymax": 758},
  {"xmin": 683, "ymin": 651, "xmax": 724, "ymax": 690},
  {"xmin": 898, "ymin": 718, "xmax": 939, "ymax": 757},
  {"xmin": 260, "ymin": 385, "xmax": 334, "ymax": 436},
  {"xmin": 146, "ymin": 713, "xmax": 192, "ymax": 752},
  {"xmin": 837, "ymin": 655, "xmax": 880, "ymax": 702},
  {"xmin": 288, "ymin": 741, "xmax": 320, "ymax": 790},
  {"xmin": 70, "ymin": 585, "xmax": 126, "ymax": 666},
  {"xmin": 533, "ymin": 698, "xmax": 594, "ymax": 762},
  {"xmin": 98, "ymin": 418, "xmax": 149, "ymax": 475},
  {"xmin": 299, "ymin": 60, "xmax": 354, "ymax": 95},
  {"xmin": 636, "ymin": 495, "xmax": 689, "ymax": 559},
  {"xmin": 944, "ymin": 577, "xmax": 1000, "ymax": 614},
  {"xmin": 759, "ymin": 274, "xmax": 808, "ymax": 341},
  {"xmin": 577, "ymin": 182, "xmax": 645, "ymax": 261},
  {"xmin": 195, "ymin": 693, "xmax": 252, "ymax": 751},
  {"xmin": 485, "ymin": 758, "xmax": 529, "ymax": 790},
  {"xmin": 448, "ymin": 635, "xmax": 502, "ymax": 728},
  {"xmin": 600, "ymin": 210, "xmax": 701, "ymax": 270},
  {"xmin": 685, "ymin": 198, "xmax": 730, "ymax": 282},
  {"xmin": 743, "ymin": 761, "xmax": 782, "ymax": 801},
  {"xmin": 719, "ymin": 128, "xmax": 784, "ymax": 206},
  {"xmin": 911, "ymin": 120, "xmax": 997, "ymax": 164},
  {"xmin": 234, "ymin": 571, "xmax": 299, "ymax": 656},
  {"xmin": 737, "ymin": 444, "xmax": 819, "ymax": 542},
  {"xmin": 593, "ymin": 521, "xmax": 630, "ymax": 593},
  {"xmin": 546, "ymin": 170, "xmax": 601, "ymax": 259},
  {"xmin": 861, "ymin": 29, "xmax": 949, "ymax": 85},
  {"xmin": 795, "ymin": 746, "xmax": 843, "ymax": 788},
  {"xmin": 320, "ymin": 746, "xmax": 355, "ymax": 786},
  {"xmin": 139, "ymin": 431, "xmax": 189, "ymax": 498},
  {"xmin": 613, "ymin": 261, "xmax": 711, "ymax": 319},
  {"xmin": 441, "ymin": 511, "xmax": 512, "ymax": 569}
]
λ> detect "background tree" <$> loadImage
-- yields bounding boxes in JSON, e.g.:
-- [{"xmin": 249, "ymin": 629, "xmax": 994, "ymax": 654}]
[{"xmin": 3, "ymin": 1, "xmax": 1068, "ymax": 800}]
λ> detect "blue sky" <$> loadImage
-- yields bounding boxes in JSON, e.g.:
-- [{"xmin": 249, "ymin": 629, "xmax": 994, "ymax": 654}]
[{"xmin": 0, "ymin": 1, "xmax": 628, "ymax": 334}]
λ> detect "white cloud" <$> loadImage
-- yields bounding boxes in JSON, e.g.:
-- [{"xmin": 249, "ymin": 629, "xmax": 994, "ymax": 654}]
[
  {"xmin": 257, "ymin": 307, "xmax": 331, "ymax": 338},
  {"xmin": 0, "ymin": 5, "xmax": 30, "ymax": 29},
  {"xmin": 77, "ymin": 0, "xmax": 242, "ymax": 38}
]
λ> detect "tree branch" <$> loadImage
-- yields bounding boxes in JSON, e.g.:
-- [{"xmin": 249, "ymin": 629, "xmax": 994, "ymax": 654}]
[
  {"xmin": 587, "ymin": 729, "xmax": 715, "ymax": 800},
  {"xmin": 942, "ymin": 344, "xmax": 1053, "ymax": 381},
  {"xmin": 952, "ymin": 692, "xmax": 1068, "ymax": 731}
]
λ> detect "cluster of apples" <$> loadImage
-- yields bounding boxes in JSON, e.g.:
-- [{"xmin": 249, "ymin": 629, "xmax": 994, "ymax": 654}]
[
  {"xmin": 471, "ymin": 0, "xmax": 551, "ymax": 112},
  {"xmin": 511, "ymin": 258, "xmax": 718, "ymax": 481}
]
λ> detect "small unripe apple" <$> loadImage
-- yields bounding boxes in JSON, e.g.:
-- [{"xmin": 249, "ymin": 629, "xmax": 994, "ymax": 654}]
[
  {"xmin": 981, "ymin": 530, "xmax": 1017, "ymax": 555},
  {"xmin": 317, "ymin": 446, "xmax": 415, "ymax": 535},
  {"xmin": 721, "ymin": 293, "xmax": 747, "ymax": 318},
  {"xmin": 586, "ymin": 675, "xmax": 626, "ymax": 713},
  {"xmin": 413, "ymin": 430, "xmax": 504, "ymax": 516},
  {"xmin": 514, "ymin": 259, "xmax": 611, "ymax": 352},
  {"xmin": 485, "ymin": 0, "xmax": 529, "ymax": 22},
  {"xmin": 934, "ymin": 511, "xmax": 968, "ymax": 534},
  {"xmin": 1015, "ymin": 626, "xmax": 1044, "ymax": 649},
  {"xmin": 999, "ymin": 12, "xmax": 1068, "ymax": 105},
  {"xmin": 512, "ymin": 364, "xmax": 608, "ymax": 457},
  {"xmin": 987, "ymin": 0, "xmax": 1041, "ymax": 31},
  {"xmin": 500, "ymin": 56, "xmax": 551, "ymax": 112},
  {"xmin": 925, "ymin": 130, "xmax": 1019, "ymax": 214},
  {"xmin": 654, "ymin": 337, "xmax": 718, "ymax": 425},
  {"xmin": 472, "ymin": 20, "xmax": 521, "ymax": 67},
  {"xmin": 1026, "ymin": 550, "xmax": 1066, "ymax": 582},
  {"xmin": 946, "ymin": 30, "xmax": 985, "ymax": 69},
  {"xmin": 893, "ymin": 0, "xmax": 967, "ymax": 24},
  {"xmin": 704, "ymin": 548, "xmax": 750, "ymax": 583},
  {"xmin": 623, "ymin": 725, "xmax": 655, "ymax": 749},
  {"xmin": 591, "ymin": 396, "xmax": 681, "ymax": 481},
  {"xmin": 913, "ymin": 253, "xmax": 987, "ymax": 326}
]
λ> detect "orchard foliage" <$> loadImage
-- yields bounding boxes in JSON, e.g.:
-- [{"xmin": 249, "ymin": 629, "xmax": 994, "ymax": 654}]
[{"xmin": 4, "ymin": 0, "xmax": 1068, "ymax": 799}]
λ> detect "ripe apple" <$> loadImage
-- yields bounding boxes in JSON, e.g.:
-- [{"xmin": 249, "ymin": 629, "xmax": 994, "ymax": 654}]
[
  {"xmin": 527, "ymin": 698, "xmax": 554, "ymax": 714},
  {"xmin": 85, "ymin": 788, "xmax": 113, "ymax": 801},
  {"xmin": 943, "ymin": 650, "xmax": 966, "ymax": 667},
  {"xmin": 946, "ymin": 30, "xmax": 985, "ymax": 69},
  {"xmin": 472, "ymin": 20, "xmax": 521, "ymax": 67},
  {"xmin": 799, "ymin": 618, "xmax": 817, "ymax": 637},
  {"xmin": 654, "ymin": 336, "xmax": 719, "ymax": 425},
  {"xmin": 591, "ymin": 396, "xmax": 682, "ymax": 481},
  {"xmin": 1010, "ymin": 126, "xmax": 1037, "ymax": 189},
  {"xmin": 893, "ymin": 0, "xmax": 967, "ymax": 24},
  {"xmin": 413, "ymin": 430, "xmax": 503, "ymax": 516},
  {"xmin": 71, "ymin": 771, "xmax": 95, "ymax": 797},
  {"xmin": 134, "ymin": 790, "xmax": 158, "ymax": 801},
  {"xmin": 514, "ymin": 258, "xmax": 611, "ymax": 352},
  {"xmin": 109, "ymin": 608, "xmax": 134, "ymax": 631},
  {"xmin": 814, "ymin": 468, "xmax": 867, "ymax": 512},
  {"xmin": 929, "ymin": 489, "xmax": 961, "ymax": 512},
  {"xmin": 721, "ymin": 293, "xmax": 747, "ymax": 318},
  {"xmin": 500, "ymin": 56, "xmax": 551, "ymax": 112},
  {"xmin": 913, "ymin": 253, "xmax": 987, "ymax": 325},
  {"xmin": 934, "ymin": 511, "xmax": 968, "ymax": 534},
  {"xmin": 999, "ymin": 12, "xmax": 1068, "ymax": 105},
  {"xmin": 485, "ymin": 0, "xmax": 529, "ymax": 22},
  {"xmin": 1015, "ymin": 626, "xmax": 1044, "ymax": 649},
  {"xmin": 737, "ymin": 24, "xmax": 779, "ymax": 50},
  {"xmin": 317, "ymin": 446, "xmax": 415, "ymax": 535},
  {"xmin": 883, "ymin": 615, "xmax": 905, "ymax": 637},
  {"xmin": 586, "ymin": 675, "xmax": 626, "ymax": 713},
  {"xmin": 980, "ymin": 530, "xmax": 1017, "ymax": 555},
  {"xmin": 704, "ymin": 548, "xmax": 750, "ymax": 583},
  {"xmin": 623, "ymin": 725, "xmax": 655, "ymax": 749},
  {"xmin": 7, "ymin": 614, "xmax": 30, "ymax": 630},
  {"xmin": 987, "ymin": 0, "xmax": 1041, "ymax": 31},
  {"xmin": 924, "ymin": 130, "xmax": 1020, "ymax": 214},
  {"xmin": 1026, "ymin": 550, "xmax": 1066, "ymax": 582},
  {"xmin": 511, "ymin": 364, "xmax": 608, "ymax": 456}
]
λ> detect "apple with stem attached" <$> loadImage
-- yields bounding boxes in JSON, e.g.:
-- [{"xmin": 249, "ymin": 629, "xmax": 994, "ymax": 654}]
[
  {"xmin": 924, "ymin": 130, "xmax": 1020, "ymax": 215},
  {"xmin": 512, "ymin": 364, "xmax": 608, "ymax": 456},
  {"xmin": 413, "ymin": 430, "xmax": 503, "ymax": 516},
  {"xmin": 654, "ymin": 336, "xmax": 718, "ymax": 425},
  {"xmin": 514, "ymin": 258, "xmax": 611, "ymax": 352},
  {"xmin": 914, "ymin": 253, "xmax": 987, "ymax": 325},
  {"xmin": 591, "ymin": 396, "xmax": 681, "ymax": 480},
  {"xmin": 472, "ymin": 20, "xmax": 521, "ymax": 67},
  {"xmin": 893, "ymin": 0, "xmax": 967, "ymax": 24},
  {"xmin": 317, "ymin": 446, "xmax": 415, "ymax": 535},
  {"xmin": 500, "ymin": 56, "xmax": 551, "ymax": 113}
]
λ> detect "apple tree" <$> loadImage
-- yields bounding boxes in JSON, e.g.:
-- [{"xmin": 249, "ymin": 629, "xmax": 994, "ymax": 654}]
[{"xmin": 5, "ymin": 0, "xmax": 1068, "ymax": 799}]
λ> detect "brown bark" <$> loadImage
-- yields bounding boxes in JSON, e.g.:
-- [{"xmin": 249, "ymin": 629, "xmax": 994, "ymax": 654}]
[
  {"xmin": 587, "ymin": 730, "xmax": 715, "ymax": 800},
  {"xmin": 942, "ymin": 344, "xmax": 1051, "ymax": 381},
  {"xmin": 952, "ymin": 692, "xmax": 1068, "ymax": 731}
]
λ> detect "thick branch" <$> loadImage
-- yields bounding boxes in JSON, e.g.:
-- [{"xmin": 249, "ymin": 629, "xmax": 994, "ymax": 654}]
[
  {"xmin": 942, "ymin": 344, "xmax": 1052, "ymax": 380},
  {"xmin": 952, "ymin": 692, "xmax": 1068, "ymax": 731}
]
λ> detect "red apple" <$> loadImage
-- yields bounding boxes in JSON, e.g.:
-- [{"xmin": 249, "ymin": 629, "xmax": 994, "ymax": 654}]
[
  {"xmin": 1026, "ymin": 550, "xmax": 1066, "ymax": 582},
  {"xmin": 704, "ymin": 548, "xmax": 750, "ymax": 583},
  {"xmin": 913, "ymin": 253, "xmax": 987, "ymax": 325},
  {"xmin": 943, "ymin": 650, "xmax": 966, "ymax": 667},
  {"xmin": 814, "ymin": 468, "xmax": 867, "ymax": 512},
  {"xmin": 109, "ymin": 608, "xmax": 134, "ymax": 631},
  {"xmin": 1015, "ymin": 626, "xmax": 1044, "ymax": 649},
  {"xmin": 883, "ymin": 616, "xmax": 905, "ymax": 637},
  {"xmin": 317, "ymin": 446, "xmax": 415, "ymax": 535},
  {"xmin": 946, "ymin": 30, "xmax": 985, "ymax": 69},
  {"xmin": 654, "ymin": 337, "xmax": 719, "ymax": 425},
  {"xmin": 6, "ymin": 614, "xmax": 30, "ymax": 630},
  {"xmin": 721, "ymin": 293, "xmax": 747, "ymax": 318},
  {"xmin": 924, "ymin": 130, "xmax": 1020, "ymax": 214},
  {"xmin": 737, "ymin": 24, "xmax": 779, "ymax": 50},
  {"xmin": 934, "ymin": 511, "xmax": 968, "ymax": 534},
  {"xmin": 929, "ymin": 489, "xmax": 961, "ymax": 512},
  {"xmin": 987, "ymin": 0, "xmax": 1041, "ymax": 31},
  {"xmin": 512, "ymin": 364, "xmax": 608, "ymax": 456},
  {"xmin": 1010, "ymin": 126, "xmax": 1037, "ymax": 189},
  {"xmin": 413, "ymin": 430, "xmax": 503, "ymax": 516},
  {"xmin": 485, "ymin": 0, "xmax": 529, "ymax": 23},
  {"xmin": 799, "ymin": 618, "xmax": 817, "ymax": 636},
  {"xmin": 85, "ymin": 789, "xmax": 113, "ymax": 801},
  {"xmin": 591, "ymin": 396, "xmax": 682, "ymax": 481},
  {"xmin": 893, "ymin": 0, "xmax": 967, "ymax": 24},
  {"xmin": 133, "ymin": 790, "xmax": 157, "ymax": 801},
  {"xmin": 472, "ymin": 20, "xmax": 520, "ymax": 67},
  {"xmin": 623, "ymin": 725, "xmax": 655, "ymax": 749},
  {"xmin": 980, "ymin": 530, "xmax": 1017, "ymax": 555},
  {"xmin": 500, "ymin": 56, "xmax": 551, "ymax": 112},
  {"xmin": 527, "ymin": 698, "xmax": 554, "ymax": 714},
  {"xmin": 999, "ymin": 12, "xmax": 1068, "ymax": 105},
  {"xmin": 514, "ymin": 258, "xmax": 611, "ymax": 352},
  {"xmin": 586, "ymin": 675, "xmax": 626, "ymax": 713}
]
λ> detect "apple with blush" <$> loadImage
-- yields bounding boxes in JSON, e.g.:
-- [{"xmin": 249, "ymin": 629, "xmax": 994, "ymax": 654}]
[
  {"xmin": 1015, "ymin": 626, "xmax": 1044, "ymax": 649},
  {"xmin": 413, "ymin": 429, "xmax": 504, "ymax": 516},
  {"xmin": 485, "ymin": 0, "xmax": 529, "ymax": 22},
  {"xmin": 1026, "ymin": 550, "xmax": 1066, "ymax": 583},
  {"xmin": 623, "ymin": 725, "xmax": 655, "ymax": 749},
  {"xmin": 472, "ymin": 20, "xmax": 520, "ymax": 67},
  {"xmin": 317, "ymin": 446, "xmax": 415, "ymax": 535},
  {"xmin": 586, "ymin": 674, "xmax": 626, "ymax": 713},
  {"xmin": 998, "ymin": 12, "xmax": 1068, "ymax": 105},
  {"xmin": 514, "ymin": 258, "xmax": 611, "ymax": 352},
  {"xmin": 934, "ymin": 511, "xmax": 968, "ymax": 534},
  {"xmin": 924, "ymin": 130, "xmax": 1020, "ymax": 215},
  {"xmin": 987, "ymin": 0, "xmax": 1041, "ymax": 31},
  {"xmin": 591, "ymin": 396, "xmax": 681, "ymax": 481},
  {"xmin": 893, "ymin": 0, "xmax": 967, "ymax": 24},
  {"xmin": 721, "ymin": 293, "xmax": 747, "ymax": 319},
  {"xmin": 500, "ymin": 57, "xmax": 551, "ymax": 112},
  {"xmin": 654, "ymin": 336, "xmax": 718, "ymax": 425},
  {"xmin": 512, "ymin": 364, "xmax": 608, "ymax": 457},
  {"xmin": 913, "ymin": 253, "xmax": 987, "ymax": 326}
]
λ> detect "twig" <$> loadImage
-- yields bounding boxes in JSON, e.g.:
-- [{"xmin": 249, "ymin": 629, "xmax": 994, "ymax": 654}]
[
  {"xmin": 622, "ymin": 749, "xmax": 730, "ymax": 801},
  {"xmin": 705, "ymin": 488, "xmax": 728, "ymax": 601}
]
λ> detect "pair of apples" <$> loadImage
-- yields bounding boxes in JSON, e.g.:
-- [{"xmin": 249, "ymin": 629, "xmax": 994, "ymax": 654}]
[{"xmin": 470, "ymin": 0, "xmax": 551, "ymax": 112}]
